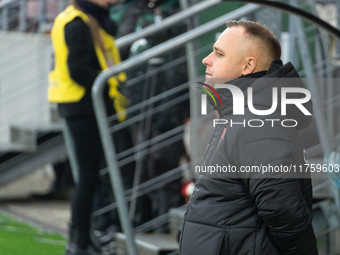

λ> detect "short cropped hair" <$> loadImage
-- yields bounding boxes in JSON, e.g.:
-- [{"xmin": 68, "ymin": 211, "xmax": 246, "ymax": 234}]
[{"xmin": 226, "ymin": 20, "xmax": 281, "ymax": 60}]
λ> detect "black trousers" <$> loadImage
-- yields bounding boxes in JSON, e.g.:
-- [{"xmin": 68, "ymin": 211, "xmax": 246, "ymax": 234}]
[
  {"xmin": 64, "ymin": 115, "xmax": 135, "ymax": 245},
  {"xmin": 65, "ymin": 116, "xmax": 104, "ymax": 244}
]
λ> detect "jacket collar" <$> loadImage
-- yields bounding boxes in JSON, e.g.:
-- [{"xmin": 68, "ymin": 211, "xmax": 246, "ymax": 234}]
[{"xmin": 76, "ymin": 0, "xmax": 117, "ymax": 36}]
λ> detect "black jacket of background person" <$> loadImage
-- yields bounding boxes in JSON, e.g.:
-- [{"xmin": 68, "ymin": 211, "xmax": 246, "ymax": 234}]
[
  {"xmin": 57, "ymin": 2, "xmax": 116, "ymax": 118},
  {"xmin": 179, "ymin": 59, "xmax": 318, "ymax": 255}
]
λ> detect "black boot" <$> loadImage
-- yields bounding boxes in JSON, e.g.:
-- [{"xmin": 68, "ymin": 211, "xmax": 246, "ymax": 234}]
[{"xmin": 65, "ymin": 225, "xmax": 102, "ymax": 255}]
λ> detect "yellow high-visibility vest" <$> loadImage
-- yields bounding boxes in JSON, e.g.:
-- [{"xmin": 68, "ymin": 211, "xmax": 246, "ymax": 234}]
[{"xmin": 49, "ymin": 5, "xmax": 128, "ymax": 121}]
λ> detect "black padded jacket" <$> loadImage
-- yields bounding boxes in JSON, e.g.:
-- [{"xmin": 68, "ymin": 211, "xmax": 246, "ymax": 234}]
[{"xmin": 179, "ymin": 59, "xmax": 318, "ymax": 255}]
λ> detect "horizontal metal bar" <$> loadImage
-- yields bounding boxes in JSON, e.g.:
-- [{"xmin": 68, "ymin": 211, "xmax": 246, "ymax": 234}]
[
  {"xmin": 133, "ymin": 204, "xmax": 187, "ymax": 233},
  {"xmin": 109, "ymin": 93, "xmax": 189, "ymax": 133},
  {"xmin": 124, "ymin": 41, "xmax": 211, "ymax": 89},
  {"xmin": 99, "ymin": 125, "xmax": 185, "ymax": 175},
  {"xmin": 118, "ymin": 132, "xmax": 184, "ymax": 168},
  {"xmin": 0, "ymin": 135, "xmax": 66, "ymax": 187},
  {"xmin": 92, "ymin": 164, "xmax": 185, "ymax": 217},
  {"xmin": 133, "ymin": 211, "xmax": 170, "ymax": 234},
  {"xmin": 115, "ymin": 0, "xmax": 222, "ymax": 48},
  {"xmin": 112, "ymin": 44, "xmax": 210, "ymax": 122},
  {"xmin": 115, "ymin": 125, "xmax": 185, "ymax": 160},
  {"xmin": 313, "ymin": 179, "xmax": 333, "ymax": 193},
  {"xmin": 125, "ymin": 55, "xmax": 187, "ymax": 88},
  {"xmin": 108, "ymin": 82, "xmax": 189, "ymax": 123},
  {"xmin": 99, "ymin": 132, "xmax": 184, "ymax": 179}
]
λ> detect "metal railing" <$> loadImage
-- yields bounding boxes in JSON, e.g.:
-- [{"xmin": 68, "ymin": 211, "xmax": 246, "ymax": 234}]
[
  {"xmin": 0, "ymin": 0, "xmax": 66, "ymax": 32},
  {"xmin": 1, "ymin": 0, "xmax": 340, "ymax": 254},
  {"xmin": 90, "ymin": 1, "xmax": 340, "ymax": 254},
  {"xmin": 91, "ymin": 3, "xmax": 262, "ymax": 255}
]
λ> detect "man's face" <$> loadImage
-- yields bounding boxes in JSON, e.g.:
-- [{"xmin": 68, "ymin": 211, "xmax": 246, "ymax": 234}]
[{"xmin": 202, "ymin": 26, "xmax": 248, "ymax": 86}]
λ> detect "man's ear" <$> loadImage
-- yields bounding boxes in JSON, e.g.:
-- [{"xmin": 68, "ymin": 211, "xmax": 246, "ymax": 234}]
[{"xmin": 241, "ymin": 57, "xmax": 256, "ymax": 76}]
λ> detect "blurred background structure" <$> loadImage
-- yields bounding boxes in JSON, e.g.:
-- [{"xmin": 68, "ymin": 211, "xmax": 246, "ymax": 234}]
[{"xmin": 1, "ymin": 0, "xmax": 340, "ymax": 254}]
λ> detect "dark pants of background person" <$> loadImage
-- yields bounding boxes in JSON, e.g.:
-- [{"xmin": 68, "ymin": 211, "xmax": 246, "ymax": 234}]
[
  {"xmin": 65, "ymin": 115, "xmax": 135, "ymax": 245},
  {"xmin": 65, "ymin": 116, "xmax": 104, "ymax": 245}
]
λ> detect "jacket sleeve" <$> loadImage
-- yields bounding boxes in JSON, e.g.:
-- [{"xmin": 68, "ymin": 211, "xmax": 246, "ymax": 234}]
[
  {"xmin": 232, "ymin": 124, "xmax": 317, "ymax": 255},
  {"xmin": 65, "ymin": 17, "xmax": 99, "ymax": 90}
]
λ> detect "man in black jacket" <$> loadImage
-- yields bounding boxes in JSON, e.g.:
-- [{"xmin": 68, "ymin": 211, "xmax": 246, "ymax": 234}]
[{"xmin": 179, "ymin": 20, "xmax": 318, "ymax": 255}]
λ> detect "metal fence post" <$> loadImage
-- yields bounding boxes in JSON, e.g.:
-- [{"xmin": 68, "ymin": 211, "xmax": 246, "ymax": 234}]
[
  {"xmin": 288, "ymin": 9, "xmax": 296, "ymax": 66},
  {"xmin": 1, "ymin": 5, "xmax": 9, "ymax": 31},
  {"xmin": 38, "ymin": 0, "xmax": 46, "ymax": 32},
  {"xmin": 19, "ymin": 0, "xmax": 26, "ymax": 32},
  {"xmin": 92, "ymin": 69, "xmax": 138, "ymax": 255}
]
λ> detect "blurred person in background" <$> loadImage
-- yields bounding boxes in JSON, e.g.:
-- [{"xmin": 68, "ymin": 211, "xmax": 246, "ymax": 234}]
[{"xmin": 48, "ymin": 0, "xmax": 134, "ymax": 254}]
